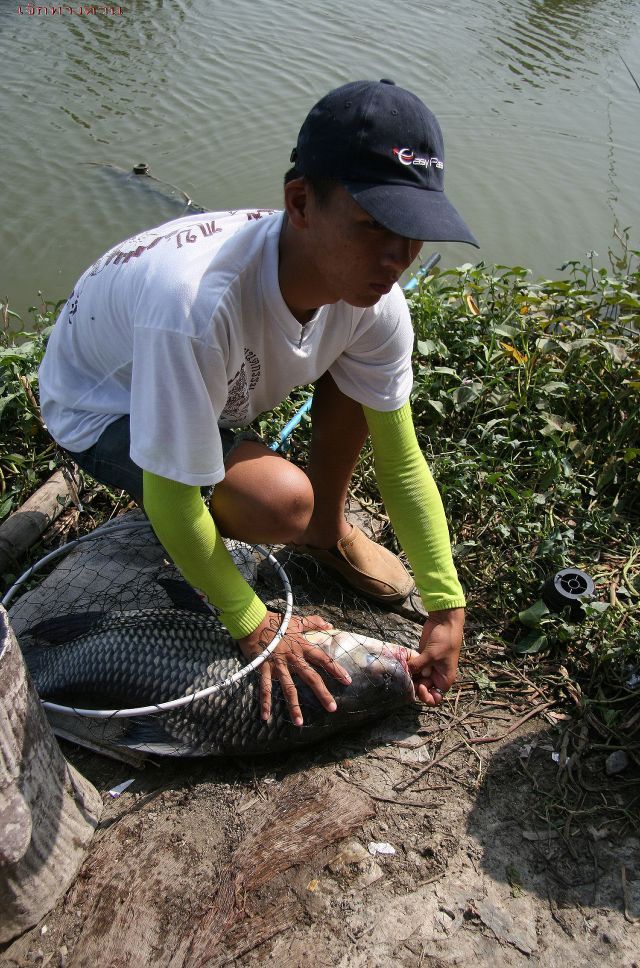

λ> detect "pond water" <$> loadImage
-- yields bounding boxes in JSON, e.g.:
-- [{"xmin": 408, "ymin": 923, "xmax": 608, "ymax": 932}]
[{"xmin": 1, "ymin": 0, "xmax": 639, "ymax": 322}]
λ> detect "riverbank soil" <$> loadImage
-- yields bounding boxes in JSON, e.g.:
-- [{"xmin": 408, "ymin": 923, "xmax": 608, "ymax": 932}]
[
  {"xmin": 2, "ymin": 517, "xmax": 639, "ymax": 967},
  {"xmin": 2, "ymin": 695, "xmax": 639, "ymax": 967}
]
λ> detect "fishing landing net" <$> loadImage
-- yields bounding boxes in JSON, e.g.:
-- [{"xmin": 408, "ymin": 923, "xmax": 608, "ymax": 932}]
[{"xmin": 5, "ymin": 510, "xmax": 426, "ymax": 759}]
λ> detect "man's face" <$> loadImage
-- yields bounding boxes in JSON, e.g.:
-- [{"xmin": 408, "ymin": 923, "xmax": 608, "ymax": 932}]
[{"xmin": 304, "ymin": 184, "xmax": 423, "ymax": 308}]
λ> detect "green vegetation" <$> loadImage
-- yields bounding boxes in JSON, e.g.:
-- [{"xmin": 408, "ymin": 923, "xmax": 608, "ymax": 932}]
[
  {"xmin": 404, "ymin": 245, "xmax": 639, "ymax": 675},
  {"xmin": 0, "ymin": 296, "xmax": 62, "ymax": 520},
  {"xmin": 0, "ymin": 295, "xmax": 132, "ymax": 588},
  {"xmin": 2, "ymin": 243, "xmax": 639, "ymax": 830},
  {"xmin": 397, "ymin": 243, "xmax": 638, "ymax": 834}
]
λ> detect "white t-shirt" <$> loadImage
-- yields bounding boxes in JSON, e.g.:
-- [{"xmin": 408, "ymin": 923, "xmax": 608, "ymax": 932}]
[{"xmin": 39, "ymin": 209, "xmax": 414, "ymax": 487}]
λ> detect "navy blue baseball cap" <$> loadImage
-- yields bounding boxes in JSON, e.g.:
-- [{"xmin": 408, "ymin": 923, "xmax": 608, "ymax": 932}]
[{"xmin": 290, "ymin": 79, "xmax": 478, "ymax": 246}]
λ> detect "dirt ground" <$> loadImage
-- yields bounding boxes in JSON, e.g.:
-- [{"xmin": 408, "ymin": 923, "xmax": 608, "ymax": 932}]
[
  {"xmin": 3, "ymin": 689, "xmax": 640, "ymax": 967},
  {"xmin": 2, "ymin": 515, "xmax": 640, "ymax": 967}
]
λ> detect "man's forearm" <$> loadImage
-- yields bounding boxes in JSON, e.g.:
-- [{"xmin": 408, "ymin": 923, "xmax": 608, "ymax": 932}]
[
  {"xmin": 142, "ymin": 470, "xmax": 267, "ymax": 638},
  {"xmin": 363, "ymin": 403, "xmax": 466, "ymax": 612}
]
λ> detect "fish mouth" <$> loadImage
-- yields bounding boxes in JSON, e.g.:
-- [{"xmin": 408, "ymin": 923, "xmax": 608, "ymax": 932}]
[
  {"xmin": 379, "ymin": 642, "xmax": 417, "ymax": 701},
  {"xmin": 379, "ymin": 642, "xmax": 411, "ymax": 676}
]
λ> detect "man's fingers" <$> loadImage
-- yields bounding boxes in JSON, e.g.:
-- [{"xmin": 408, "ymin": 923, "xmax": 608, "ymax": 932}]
[
  {"xmin": 407, "ymin": 650, "xmax": 427, "ymax": 676},
  {"xmin": 278, "ymin": 628, "xmax": 352, "ymax": 683},
  {"xmin": 274, "ymin": 650, "xmax": 338, "ymax": 713},
  {"xmin": 287, "ymin": 656, "xmax": 338, "ymax": 713},
  {"xmin": 254, "ymin": 618, "xmax": 353, "ymax": 725},
  {"xmin": 270, "ymin": 641, "xmax": 344, "ymax": 719},
  {"xmin": 293, "ymin": 613, "xmax": 334, "ymax": 632},
  {"xmin": 260, "ymin": 661, "xmax": 273, "ymax": 721},
  {"xmin": 271, "ymin": 658, "xmax": 305, "ymax": 727},
  {"xmin": 409, "ymin": 651, "xmax": 453, "ymax": 693},
  {"xmin": 415, "ymin": 681, "xmax": 439, "ymax": 706},
  {"xmin": 408, "ymin": 652, "xmax": 450, "ymax": 706}
]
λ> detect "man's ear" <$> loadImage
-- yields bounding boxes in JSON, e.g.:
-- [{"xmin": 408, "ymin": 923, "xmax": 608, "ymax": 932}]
[{"xmin": 283, "ymin": 176, "xmax": 310, "ymax": 229}]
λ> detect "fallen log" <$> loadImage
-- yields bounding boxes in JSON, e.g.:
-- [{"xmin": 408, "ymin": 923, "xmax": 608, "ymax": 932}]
[
  {"xmin": 0, "ymin": 468, "xmax": 78, "ymax": 576},
  {"xmin": 0, "ymin": 605, "xmax": 102, "ymax": 944}
]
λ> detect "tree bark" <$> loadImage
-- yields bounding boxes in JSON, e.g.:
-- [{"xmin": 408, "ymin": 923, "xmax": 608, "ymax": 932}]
[{"xmin": 0, "ymin": 605, "xmax": 102, "ymax": 944}]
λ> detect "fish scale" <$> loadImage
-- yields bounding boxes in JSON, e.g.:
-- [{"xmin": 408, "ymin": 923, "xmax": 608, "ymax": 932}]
[{"xmin": 23, "ymin": 607, "xmax": 417, "ymax": 756}]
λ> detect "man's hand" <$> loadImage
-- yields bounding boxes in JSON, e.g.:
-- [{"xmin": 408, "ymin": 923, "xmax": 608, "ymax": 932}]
[
  {"xmin": 238, "ymin": 611, "xmax": 352, "ymax": 726},
  {"xmin": 407, "ymin": 607, "xmax": 465, "ymax": 706}
]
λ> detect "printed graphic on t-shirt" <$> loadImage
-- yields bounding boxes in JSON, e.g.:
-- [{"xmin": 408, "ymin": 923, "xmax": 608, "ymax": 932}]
[
  {"xmin": 88, "ymin": 210, "xmax": 277, "ymax": 277},
  {"xmin": 87, "ymin": 220, "xmax": 221, "ymax": 278},
  {"xmin": 220, "ymin": 348, "xmax": 261, "ymax": 424},
  {"xmin": 64, "ymin": 210, "xmax": 277, "ymax": 326}
]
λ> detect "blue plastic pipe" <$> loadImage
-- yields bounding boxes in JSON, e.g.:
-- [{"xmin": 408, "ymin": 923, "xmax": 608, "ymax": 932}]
[{"xmin": 269, "ymin": 395, "xmax": 314, "ymax": 451}]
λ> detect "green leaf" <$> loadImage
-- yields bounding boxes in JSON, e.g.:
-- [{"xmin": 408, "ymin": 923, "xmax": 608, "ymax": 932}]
[
  {"xmin": 511, "ymin": 632, "xmax": 548, "ymax": 655},
  {"xmin": 417, "ymin": 338, "xmax": 449, "ymax": 358},
  {"xmin": 518, "ymin": 599, "xmax": 550, "ymax": 628},
  {"xmin": 492, "ymin": 324, "xmax": 517, "ymax": 339},
  {"xmin": 452, "ymin": 382, "xmax": 482, "ymax": 409},
  {"xmin": 539, "ymin": 412, "xmax": 576, "ymax": 435},
  {"xmin": 541, "ymin": 381, "xmax": 570, "ymax": 396},
  {"xmin": 0, "ymin": 306, "xmax": 23, "ymax": 323},
  {"xmin": 470, "ymin": 670, "xmax": 496, "ymax": 693},
  {"xmin": 0, "ymin": 392, "xmax": 19, "ymax": 418},
  {"xmin": 581, "ymin": 601, "xmax": 609, "ymax": 617},
  {"xmin": 427, "ymin": 399, "xmax": 445, "ymax": 416},
  {"xmin": 536, "ymin": 337, "xmax": 570, "ymax": 354}
]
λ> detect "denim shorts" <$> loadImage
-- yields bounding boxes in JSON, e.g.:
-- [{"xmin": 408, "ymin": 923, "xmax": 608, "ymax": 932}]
[{"xmin": 63, "ymin": 415, "xmax": 261, "ymax": 505}]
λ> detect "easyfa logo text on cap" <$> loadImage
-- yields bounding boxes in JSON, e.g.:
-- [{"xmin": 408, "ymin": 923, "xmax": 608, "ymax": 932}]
[{"xmin": 393, "ymin": 148, "xmax": 444, "ymax": 170}]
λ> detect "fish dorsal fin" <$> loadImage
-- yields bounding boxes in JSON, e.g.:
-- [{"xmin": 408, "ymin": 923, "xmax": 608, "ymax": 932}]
[
  {"xmin": 155, "ymin": 578, "xmax": 214, "ymax": 615},
  {"xmin": 25, "ymin": 611, "xmax": 109, "ymax": 645}
]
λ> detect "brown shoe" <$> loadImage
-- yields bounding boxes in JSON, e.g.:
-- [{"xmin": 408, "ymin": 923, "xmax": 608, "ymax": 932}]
[{"xmin": 292, "ymin": 524, "xmax": 414, "ymax": 605}]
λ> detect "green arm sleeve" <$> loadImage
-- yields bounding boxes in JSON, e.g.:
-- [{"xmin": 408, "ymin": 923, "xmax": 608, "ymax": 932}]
[
  {"xmin": 142, "ymin": 471, "xmax": 267, "ymax": 639},
  {"xmin": 363, "ymin": 402, "xmax": 466, "ymax": 612}
]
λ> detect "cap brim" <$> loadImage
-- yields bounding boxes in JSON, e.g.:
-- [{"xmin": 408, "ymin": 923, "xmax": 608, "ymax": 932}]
[{"xmin": 344, "ymin": 181, "xmax": 479, "ymax": 247}]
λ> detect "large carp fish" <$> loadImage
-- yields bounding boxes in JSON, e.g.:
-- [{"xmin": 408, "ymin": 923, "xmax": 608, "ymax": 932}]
[{"xmin": 21, "ymin": 607, "xmax": 417, "ymax": 757}]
